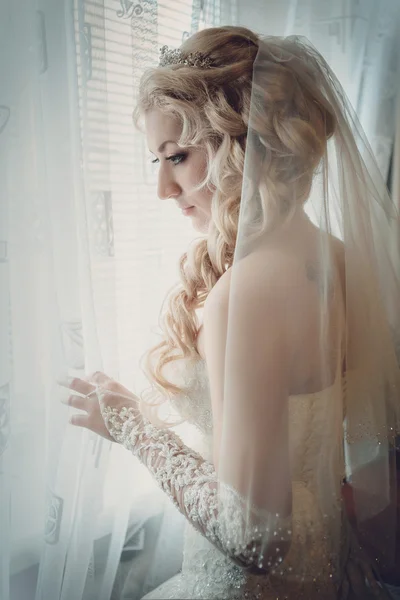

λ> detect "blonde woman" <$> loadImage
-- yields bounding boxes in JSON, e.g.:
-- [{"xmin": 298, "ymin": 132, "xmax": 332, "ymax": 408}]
[{"xmin": 61, "ymin": 27, "xmax": 400, "ymax": 599}]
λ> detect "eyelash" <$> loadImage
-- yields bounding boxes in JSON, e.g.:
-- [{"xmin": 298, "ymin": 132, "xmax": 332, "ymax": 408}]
[{"xmin": 151, "ymin": 153, "xmax": 187, "ymax": 166}]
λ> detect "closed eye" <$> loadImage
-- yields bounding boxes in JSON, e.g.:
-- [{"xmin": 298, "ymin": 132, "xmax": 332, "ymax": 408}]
[{"xmin": 151, "ymin": 153, "xmax": 187, "ymax": 165}]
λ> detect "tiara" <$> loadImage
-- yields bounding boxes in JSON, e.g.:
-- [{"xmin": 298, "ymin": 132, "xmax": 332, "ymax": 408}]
[{"xmin": 158, "ymin": 45, "xmax": 213, "ymax": 69}]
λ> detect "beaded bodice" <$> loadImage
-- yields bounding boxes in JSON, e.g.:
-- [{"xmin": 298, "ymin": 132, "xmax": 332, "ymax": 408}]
[
  {"xmin": 158, "ymin": 357, "xmax": 344, "ymax": 598},
  {"xmin": 104, "ymin": 356, "xmax": 382, "ymax": 599},
  {"xmin": 169, "ymin": 356, "xmax": 343, "ymax": 488}
]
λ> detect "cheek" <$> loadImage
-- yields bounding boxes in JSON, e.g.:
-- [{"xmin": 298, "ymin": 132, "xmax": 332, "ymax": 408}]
[
  {"xmin": 199, "ymin": 188, "xmax": 213, "ymax": 211},
  {"xmin": 189, "ymin": 157, "xmax": 212, "ymax": 205},
  {"xmin": 186, "ymin": 150, "xmax": 208, "ymax": 186}
]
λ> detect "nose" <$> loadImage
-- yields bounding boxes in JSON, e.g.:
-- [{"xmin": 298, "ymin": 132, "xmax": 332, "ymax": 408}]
[{"xmin": 157, "ymin": 165, "xmax": 181, "ymax": 201}]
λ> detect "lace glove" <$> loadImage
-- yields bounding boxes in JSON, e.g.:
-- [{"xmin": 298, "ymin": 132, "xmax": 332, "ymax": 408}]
[{"xmin": 101, "ymin": 403, "xmax": 291, "ymax": 574}]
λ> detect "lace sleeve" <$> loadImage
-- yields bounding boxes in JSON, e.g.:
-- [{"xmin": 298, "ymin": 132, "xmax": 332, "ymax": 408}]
[{"xmin": 101, "ymin": 405, "xmax": 291, "ymax": 574}]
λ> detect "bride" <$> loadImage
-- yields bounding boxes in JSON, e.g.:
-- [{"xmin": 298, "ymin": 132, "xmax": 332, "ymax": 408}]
[{"xmin": 60, "ymin": 27, "xmax": 400, "ymax": 599}]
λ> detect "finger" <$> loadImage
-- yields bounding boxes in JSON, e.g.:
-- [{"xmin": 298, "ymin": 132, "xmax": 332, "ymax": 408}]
[
  {"xmin": 69, "ymin": 414, "xmax": 90, "ymax": 428},
  {"xmin": 87, "ymin": 371, "xmax": 113, "ymax": 386},
  {"xmin": 58, "ymin": 376, "xmax": 96, "ymax": 396},
  {"xmin": 61, "ymin": 394, "xmax": 90, "ymax": 411}
]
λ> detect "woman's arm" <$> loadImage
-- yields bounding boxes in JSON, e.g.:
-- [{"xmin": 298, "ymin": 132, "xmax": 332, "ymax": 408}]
[
  {"xmin": 62, "ymin": 261, "xmax": 297, "ymax": 573},
  {"xmin": 100, "ymin": 397, "xmax": 290, "ymax": 575},
  {"xmin": 98, "ymin": 266, "xmax": 294, "ymax": 573}
]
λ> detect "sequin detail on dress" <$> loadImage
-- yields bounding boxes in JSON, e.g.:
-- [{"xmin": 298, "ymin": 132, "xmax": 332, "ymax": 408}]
[
  {"xmin": 101, "ymin": 402, "xmax": 288, "ymax": 574},
  {"xmin": 101, "ymin": 358, "xmax": 390, "ymax": 599}
]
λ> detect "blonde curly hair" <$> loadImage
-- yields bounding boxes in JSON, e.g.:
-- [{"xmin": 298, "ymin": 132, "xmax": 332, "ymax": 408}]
[{"xmin": 134, "ymin": 26, "xmax": 336, "ymax": 416}]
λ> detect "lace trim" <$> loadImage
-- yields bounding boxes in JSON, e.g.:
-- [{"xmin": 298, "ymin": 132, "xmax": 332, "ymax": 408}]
[{"xmin": 101, "ymin": 405, "xmax": 290, "ymax": 573}]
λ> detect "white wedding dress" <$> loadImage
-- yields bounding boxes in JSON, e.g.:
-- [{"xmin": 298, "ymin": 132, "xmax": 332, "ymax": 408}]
[{"xmin": 136, "ymin": 357, "xmax": 390, "ymax": 600}]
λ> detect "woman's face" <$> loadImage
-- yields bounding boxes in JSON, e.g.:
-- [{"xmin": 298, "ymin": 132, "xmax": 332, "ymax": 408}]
[{"xmin": 145, "ymin": 108, "xmax": 214, "ymax": 233}]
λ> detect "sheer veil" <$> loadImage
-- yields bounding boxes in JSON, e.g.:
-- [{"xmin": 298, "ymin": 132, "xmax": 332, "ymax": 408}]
[{"xmin": 217, "ymin": 35, "xmax": 400, "ymax": 587}]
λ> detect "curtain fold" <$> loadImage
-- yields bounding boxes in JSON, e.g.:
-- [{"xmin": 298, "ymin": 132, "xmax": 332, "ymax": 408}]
[
  {"xmin": 285, "ymin": 0, "xmax": 400, "ymax": 182},
  {"xmin": 392, "ymin": 87, "xmax": 400, "ymax": 210}
]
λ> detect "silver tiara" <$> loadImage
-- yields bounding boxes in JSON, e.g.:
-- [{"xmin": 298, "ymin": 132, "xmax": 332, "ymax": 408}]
[{"xmin": 158, "ymin": 45, "xmax": 213, "ymax": 69}]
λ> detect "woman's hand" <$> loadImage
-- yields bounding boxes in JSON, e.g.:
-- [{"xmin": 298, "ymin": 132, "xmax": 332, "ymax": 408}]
[{"xmin": 58, "ymin": 371, "xmax": 141, "ymax": 441}]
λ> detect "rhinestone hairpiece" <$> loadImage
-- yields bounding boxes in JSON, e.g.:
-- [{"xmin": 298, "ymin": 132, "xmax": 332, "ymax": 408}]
[{"xmin": 158, "ymin": 45, "xmax": 213, "ymax": 69}]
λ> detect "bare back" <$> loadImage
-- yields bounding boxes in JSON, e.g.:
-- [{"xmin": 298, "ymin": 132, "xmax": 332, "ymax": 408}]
[{"xmin": 196, "ymin": 212, "xmax": 346, "ymax": 396}]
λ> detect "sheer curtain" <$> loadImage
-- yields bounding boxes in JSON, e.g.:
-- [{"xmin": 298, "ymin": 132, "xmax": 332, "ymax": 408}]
[
  {"xmin": 392, "ymin": 82, "xmax": 400, "ymax": 210},
  {"xmin": 284, "ymin": 0, "xmax": 400, "ymax": 182},
  {"xmin": 219, "ymin": 0, "xmax": 400, "ymax": 180},
  {"xmin": 0, "ymin": 1, "xmax": 223, "ymax": 599}
]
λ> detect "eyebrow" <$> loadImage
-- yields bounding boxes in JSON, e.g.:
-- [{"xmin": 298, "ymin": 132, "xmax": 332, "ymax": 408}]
[{"xmin": 156, "ymin": 140, "xmax": 177, "ymax": 153}]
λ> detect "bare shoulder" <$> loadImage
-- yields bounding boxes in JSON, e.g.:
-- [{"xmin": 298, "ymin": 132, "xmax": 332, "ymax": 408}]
[
  {"xmin": 203, "ymin": 249, "xmax": 308, "ymax": 322},
  {"xmin": 200, "ymin": 246, "xmax": 329, "ymax": 367},
  {"xmin": 203, "ymin": 267, "xmax": 232, "ymax": 314},
  {"xmin": 200, "ymin": 252, "xmax": 305, "ymax": 398}
]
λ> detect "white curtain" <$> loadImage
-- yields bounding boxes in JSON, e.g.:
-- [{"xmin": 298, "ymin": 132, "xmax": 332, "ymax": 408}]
[
  {"xmin": 221, "ymin": 0, "xmax": 400, "ymax": 180},
  {"xmin": 0, "ymin": 1, "xmax": 222, "ymax": 599},
  {"xmin": 284, "ymin": 0, "xmax": 400, "ymax": 182},
  {"xmin": 392, "ymin": 81, "xmax": 400, "ymax": 210}
]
